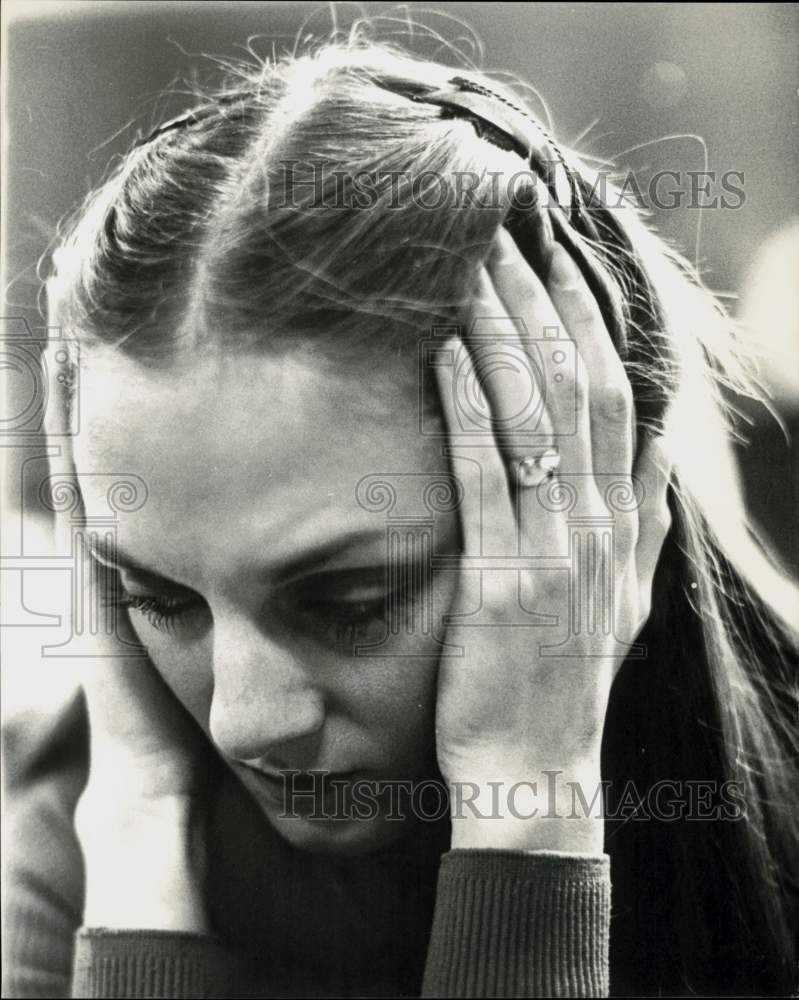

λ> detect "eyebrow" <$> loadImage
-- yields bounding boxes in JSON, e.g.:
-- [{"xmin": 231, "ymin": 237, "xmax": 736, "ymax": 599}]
[
  {"xmin": 86, "ymin": 536, "xmax": 183, "ymax": 589},
  {"xmin": 86, "ymin": 529, "xmax": 397, "ymax": 591}
]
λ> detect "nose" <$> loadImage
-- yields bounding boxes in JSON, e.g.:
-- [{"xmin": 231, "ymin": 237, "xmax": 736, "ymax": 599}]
[{"xmin": 208, "ymin": 610, "xmax": 325, "ymax": 765}]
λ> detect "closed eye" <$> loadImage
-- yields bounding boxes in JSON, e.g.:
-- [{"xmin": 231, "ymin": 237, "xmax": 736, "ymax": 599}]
[
  {"xmin": 91, "ymin": 543, "xmax": 428, "ymax": 649},
  {"xmin": 278, "ymin": 566, "xmax": 412, "ymax": 648},
  {"xmin": 103, "ymin": 581, "xmax": 207, "ymax": 635}
]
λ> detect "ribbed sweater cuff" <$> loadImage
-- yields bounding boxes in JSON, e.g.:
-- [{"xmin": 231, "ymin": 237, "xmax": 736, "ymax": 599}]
[
  {"xmin": 71, "ymin": 928, "xmax": 233, "ymax": 999},
  {"xmin": 422, "ymin": 849, "xmax": 611, "ymax": 998}
]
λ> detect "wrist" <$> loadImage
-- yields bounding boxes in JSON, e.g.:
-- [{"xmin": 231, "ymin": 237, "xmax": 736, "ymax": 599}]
[
  {"xmin": 78, "ymin": 793, "xmax": 209, "ymax": 932},
  {"xmin": 450, "ymin": 814, "xmax": 605, "ymax": 853},
  {"xmin": 447, "ymin": 765, "xmax": 606, "ymax": 854}
]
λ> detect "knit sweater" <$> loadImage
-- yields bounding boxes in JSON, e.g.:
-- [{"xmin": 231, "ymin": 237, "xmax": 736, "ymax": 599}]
[{"xmin": 2, "ymin": 692, "xmax": 610, "ymax": 999}]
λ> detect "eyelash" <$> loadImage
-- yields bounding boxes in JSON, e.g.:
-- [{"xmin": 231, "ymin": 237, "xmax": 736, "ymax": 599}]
[
  {"xmin": 106, "ymin": 588, "xmax": 411, "ymax": 648},
  {"xmin": 302, "ymin": 597, "xmax": 396, "ymax": 646},
  {"xmin": 105, "ymin": 591, "xmax": 201, "ymax": 634}
]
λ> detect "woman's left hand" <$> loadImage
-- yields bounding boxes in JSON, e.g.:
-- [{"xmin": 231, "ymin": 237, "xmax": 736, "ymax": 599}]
[{"xmin": 433, "ymin": 229, "xmax": 673, "ymax": 852}]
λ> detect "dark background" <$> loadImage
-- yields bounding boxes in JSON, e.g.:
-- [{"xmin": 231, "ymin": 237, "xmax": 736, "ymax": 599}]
[{"xmin": 3, "ymin": 0, "xmax": 797, "ymax": 571}]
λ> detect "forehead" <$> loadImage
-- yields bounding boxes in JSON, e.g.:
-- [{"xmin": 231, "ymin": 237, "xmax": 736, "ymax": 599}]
[{"xmin": 73, "ymin": 348, "xmax": 452, "ymax": 583}]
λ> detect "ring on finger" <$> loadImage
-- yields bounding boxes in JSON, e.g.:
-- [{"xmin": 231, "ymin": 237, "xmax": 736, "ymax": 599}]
[{"xmin": 513, "ymin": 446, "xmax": 561, "ymax": 488}]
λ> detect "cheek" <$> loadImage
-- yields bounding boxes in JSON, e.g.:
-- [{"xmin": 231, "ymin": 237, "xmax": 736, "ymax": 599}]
[
  {"xmin": 124, "ymin": 568, "xmax": 457, "ymax": 762},
  {"xmin": 341, "ymin": 569, "xmax": 458, "ymax": 756},
  {"xmin": 132, "ymin": 622, "xmax": 441, "ymax": 768},
  {"xmin": 342, "ymin": 658, "xmax": 438, "ymax": 734},
  {"xmin": 128, "ymin": 618, "xmax": 215, "ymax": 733}
]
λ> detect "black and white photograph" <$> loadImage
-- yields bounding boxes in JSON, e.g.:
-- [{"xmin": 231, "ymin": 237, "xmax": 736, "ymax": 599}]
[{"xmin": 2, "ymin": 2, "xmax": 797, "ymax": 997}]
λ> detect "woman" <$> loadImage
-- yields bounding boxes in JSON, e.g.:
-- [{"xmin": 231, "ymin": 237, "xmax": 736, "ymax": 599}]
[{"xmin": 3, "ymin": 37, "xmax": 797, "ymax": 998}]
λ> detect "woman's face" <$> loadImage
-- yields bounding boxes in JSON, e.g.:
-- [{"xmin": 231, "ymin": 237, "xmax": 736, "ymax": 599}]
[{"xmin": 75, "ymin": 343, "xmax": 460, "ymax": 855}]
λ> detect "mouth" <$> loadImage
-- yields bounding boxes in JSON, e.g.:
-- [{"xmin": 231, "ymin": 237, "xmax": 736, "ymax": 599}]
[
  {"xmin": 242, "ymin": 765, "xmax": 359, "ymax": 785},
  {"xmin": 236, "ymin": 763, "xmax": 365, "ymax": 811}
]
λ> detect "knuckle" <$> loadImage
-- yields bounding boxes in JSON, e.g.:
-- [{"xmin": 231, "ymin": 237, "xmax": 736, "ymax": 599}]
[
  {"xmin": 654, "ymin": 502, "xmax": 672, "ymax": 536},
  {"xmin": 641, "ymin": 492, "xmax": 672, "ymax": 538},
  {"xmin": 594, "ymin": 378, "xmax": 633, "ymax": 424},
  {"xmin": 612, "ymin": 520, "xmax": 637, "ymax": 559},
  {"xmin": 562, "ymin": 286, "xmax": 598, "ymax": 328}
]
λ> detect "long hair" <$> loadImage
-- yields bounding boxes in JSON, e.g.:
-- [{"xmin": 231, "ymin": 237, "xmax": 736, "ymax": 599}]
[{"xmin": 44, "ymin": 35, "xmax": 797, "ymax": 996}]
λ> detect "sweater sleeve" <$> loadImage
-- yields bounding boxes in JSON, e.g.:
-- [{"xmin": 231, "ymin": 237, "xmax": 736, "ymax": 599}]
[
  {"xmin": 71, "ymin": 852, "xmax": 609, "ymax": 999},
  {"xmin": 68, "ymin": 850, "xmax": 610, "ymax": 999},
  {"xmin": 2, "ymin": 768, "xmax": 85, "ymax": 999},
  {"xmin": 69, "ymin": 930, "xmax": 236, "ymax": 999},
  {"xmin": 421, "ymin": 849, "xmax": 611, "ymax": 998},
  {"xmin": 2, "ymin": 700, "xmax": 87, "ymax": 999},
  {"xmin": 72, "ymin": 850, "xmax": 610, "ymax": 1000}
]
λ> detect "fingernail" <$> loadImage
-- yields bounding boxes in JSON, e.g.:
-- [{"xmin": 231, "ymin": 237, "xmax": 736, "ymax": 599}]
[{"xmin": 548, "ymin": 243, "xmax": 579, "ymax": 287}]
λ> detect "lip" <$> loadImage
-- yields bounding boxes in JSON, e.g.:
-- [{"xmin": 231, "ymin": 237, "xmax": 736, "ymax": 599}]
[
  {"xmin": 237, "ymin": 764, "xmax": 372, "ymax": 816},
  {"xmin": 244, "ymin": 765, "xmax": 359, "ymax": 781},
  {"xmin": 238, "ymin": 763, "xmax": 362, "ymax": 793}
]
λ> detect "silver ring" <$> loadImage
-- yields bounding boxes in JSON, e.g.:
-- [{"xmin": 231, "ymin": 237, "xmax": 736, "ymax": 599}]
[{"xmin": 515, "ymin": 448, "xmax": 561, "ymax": 488}]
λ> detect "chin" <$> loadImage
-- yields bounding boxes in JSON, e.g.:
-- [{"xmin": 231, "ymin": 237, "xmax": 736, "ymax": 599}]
[{"xmin": 231, "ymin": 760, "xmax": 442, "ymax": 856}]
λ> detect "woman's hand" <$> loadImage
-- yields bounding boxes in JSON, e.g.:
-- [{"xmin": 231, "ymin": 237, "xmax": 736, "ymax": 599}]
[
  {"xmin": 71, "ymin": 603, "xmax": 210, "ymax": 931},
  {"xmin": 43, "ymin": 345, "xmax": 209, "ymax": 931},
  {"xmin": 434, "ymin": 230, "xmax": 672, "ymax": 853}
]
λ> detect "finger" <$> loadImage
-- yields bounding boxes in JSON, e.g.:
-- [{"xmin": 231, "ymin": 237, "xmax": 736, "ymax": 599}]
[
  {"xmin": 462, "ymin": 267, "xmax": 573, "ymax": 557},
  {"xmin": 465, "ymin": 270, "xmax": 560, "ymax": 554},
  {"xmin": 463, "ymin": 267, "xmax": 557, "ymax": 474},
  {"xmin": 487, "ymin": 227, "xmax": 591, "ymax": 473},
  {"xmin": 464, "ymin": 264, "xmax": 576, "ymax": 532},
  {"xmin": 633, "ymin": 433, "xmax": 673, "ymax": 613},
  {"xmin": 545, "ymin": 242, "xmax": 634, "ymax": 482},
  {"xmin": 434, "ymin": 335, "xmax": 518, "ymax": 558}
]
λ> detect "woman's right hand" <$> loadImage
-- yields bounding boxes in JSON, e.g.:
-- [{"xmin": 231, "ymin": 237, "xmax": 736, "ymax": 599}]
[
  {"xmin": 433, "ymin": 231, "xmax": 672, "ymax": 853},
  {"xmin": 43, "ymin": 342, "xmax": 210, "ymax": 931}
]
